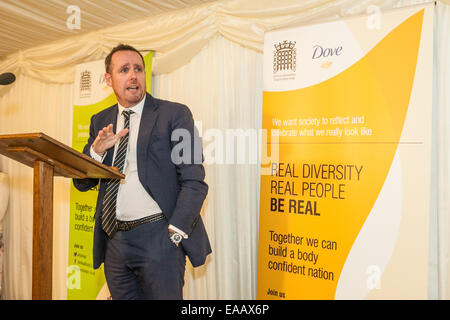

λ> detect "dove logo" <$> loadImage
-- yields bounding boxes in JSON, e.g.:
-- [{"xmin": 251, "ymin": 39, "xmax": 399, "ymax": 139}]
[{"xmin": 312, "ymin": 45, "xmax": 343, "ymax": 59}]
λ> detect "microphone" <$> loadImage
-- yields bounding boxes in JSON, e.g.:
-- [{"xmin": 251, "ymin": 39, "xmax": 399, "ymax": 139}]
[{"xmin": 0, "ymin": 72, "xmax": 16, "ymax": 85}]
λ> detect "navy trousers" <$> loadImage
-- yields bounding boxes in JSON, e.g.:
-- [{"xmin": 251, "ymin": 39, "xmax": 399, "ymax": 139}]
[{"xmin": 104, "ymin": 219, "xmax": 186, "ymax": 300}]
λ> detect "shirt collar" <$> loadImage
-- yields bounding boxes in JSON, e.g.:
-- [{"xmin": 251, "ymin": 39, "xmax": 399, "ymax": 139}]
[{"xmin": 117, "ymin": 94, "xmax": 146, "ymax": 116}]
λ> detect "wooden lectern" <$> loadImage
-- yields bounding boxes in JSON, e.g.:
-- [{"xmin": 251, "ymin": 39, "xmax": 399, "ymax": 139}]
[{"xmin": 0, "ymin": 132, "xmax": 124, "ymax": 300}]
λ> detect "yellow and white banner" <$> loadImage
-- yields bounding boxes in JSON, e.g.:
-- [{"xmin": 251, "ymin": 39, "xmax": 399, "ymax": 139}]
[{"xmin": 257, "ymin": 4, "xmax": 433, "ymax": 299}]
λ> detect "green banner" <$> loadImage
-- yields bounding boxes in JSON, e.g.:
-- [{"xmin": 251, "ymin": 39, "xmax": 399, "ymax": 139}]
[{"xmin": 68, "ymin": 51, "xmax": 153, "ymax": 299}]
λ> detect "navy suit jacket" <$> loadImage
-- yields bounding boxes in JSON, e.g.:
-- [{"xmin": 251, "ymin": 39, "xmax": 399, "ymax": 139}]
[{"xmin": 73, "ymin": 93, "xmax": 211, "ymax": 268}]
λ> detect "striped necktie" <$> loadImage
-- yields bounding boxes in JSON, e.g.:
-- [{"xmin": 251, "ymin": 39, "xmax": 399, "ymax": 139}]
[{"xmin": 102, "ymin": 109, "xmax": 134, "ymax": 238}]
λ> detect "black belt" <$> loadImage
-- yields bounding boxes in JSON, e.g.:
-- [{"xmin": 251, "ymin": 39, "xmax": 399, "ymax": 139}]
[{"xmin": 116, "ymin": 213, "xmax": 165, "ymax": 231}]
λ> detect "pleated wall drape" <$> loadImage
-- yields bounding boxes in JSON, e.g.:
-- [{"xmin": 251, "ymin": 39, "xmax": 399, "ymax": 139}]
[
  {"xmin": 0, "ymin": 0, "xmax": 449, "ymax": 299},
  {"xmin": 153, "ymin": 37, "xmax": 263, "ymax": 299},
  {"xmin": 0, "ymin": 76, "xmax": 73, "ymax": 299},
  {"xmin": 435, "ymin": 0, "xmax": 450, "ymax": 299}
]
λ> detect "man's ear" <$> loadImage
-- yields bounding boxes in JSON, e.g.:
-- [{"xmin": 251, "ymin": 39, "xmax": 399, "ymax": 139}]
[{"xmin": 105, "ymin": 73, "xmax": 112, "ymax": 87}]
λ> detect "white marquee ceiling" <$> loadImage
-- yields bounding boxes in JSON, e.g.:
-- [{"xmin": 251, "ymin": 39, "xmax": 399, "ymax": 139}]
[{"xmin": 0, "ymin": 0, "xmax": 217, "ymax": 59}]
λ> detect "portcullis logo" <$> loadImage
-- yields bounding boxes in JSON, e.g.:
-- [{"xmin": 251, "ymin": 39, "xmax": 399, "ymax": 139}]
[
  {"xmin": 273, "ymin": 40, "xmax": 296, "ymax": 81},
  {"xmin": 79, "ymin": 70, "xmax": 92, "ymax": 98}
]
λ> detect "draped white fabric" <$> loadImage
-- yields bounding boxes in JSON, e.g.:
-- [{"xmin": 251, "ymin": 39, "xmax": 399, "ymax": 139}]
[
  {"xmin": 435, "ymin": 0, "xmax": 450, "ymax": 299},
  {"xmin": 0, "ymin": 0, "xmax": 449, "ymax": 299},
  {"xmin": 0, "ymin": 0, "xmax": 442, "ymax": 83},
  {"xmin": 0, "ymin": 0, "xmax": 215, "ymax": 58},
  {"xmin": 0, "ymin": 76, "xmax": 73, "ymax": 299},
  {"xmin": 153, "ymin": 37, "xmax": 263, "ymax": 298}
]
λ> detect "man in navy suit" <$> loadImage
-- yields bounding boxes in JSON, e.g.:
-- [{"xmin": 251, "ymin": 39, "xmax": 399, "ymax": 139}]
[{"xmin": 73, "ymin": 44, "xmax": 211, "ymax": 299}]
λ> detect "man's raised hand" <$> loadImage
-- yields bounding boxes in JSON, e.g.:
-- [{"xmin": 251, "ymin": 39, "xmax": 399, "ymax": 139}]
[{"xmin": 92, "ymin": 123, "xmax": 129, "ymax": 155}]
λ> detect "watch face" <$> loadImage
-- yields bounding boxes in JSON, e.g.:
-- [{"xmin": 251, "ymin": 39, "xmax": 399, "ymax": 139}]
[{"xmin": 173, "ymin": 233, "xmax": 182, "ymax": 242}]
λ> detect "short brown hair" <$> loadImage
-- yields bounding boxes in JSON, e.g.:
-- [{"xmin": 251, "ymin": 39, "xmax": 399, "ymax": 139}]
[{"xmin": 105, "ymin": 44, "xmax": 145, "ymax": 73}]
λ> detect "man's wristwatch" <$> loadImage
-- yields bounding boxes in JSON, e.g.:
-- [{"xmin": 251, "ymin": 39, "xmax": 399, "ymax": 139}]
[{"xmin": 169, "ymin": 229, "xmax": 183, "ymax": 246}]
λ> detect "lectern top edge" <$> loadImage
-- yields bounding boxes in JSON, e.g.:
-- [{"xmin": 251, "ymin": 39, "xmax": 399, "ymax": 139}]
[{"xmin": 0, "ymin": 132, "xmax": 124, "ymax": 179}]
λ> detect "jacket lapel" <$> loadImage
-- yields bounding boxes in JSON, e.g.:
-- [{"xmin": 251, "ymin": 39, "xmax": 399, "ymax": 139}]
[
  {"xmin": 103, "ymin": 104, "xmax": 119, "ymax": 166},
  {"xmin": 137, "ymin": 94, "xmax": 159, "ymax": 171}
]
